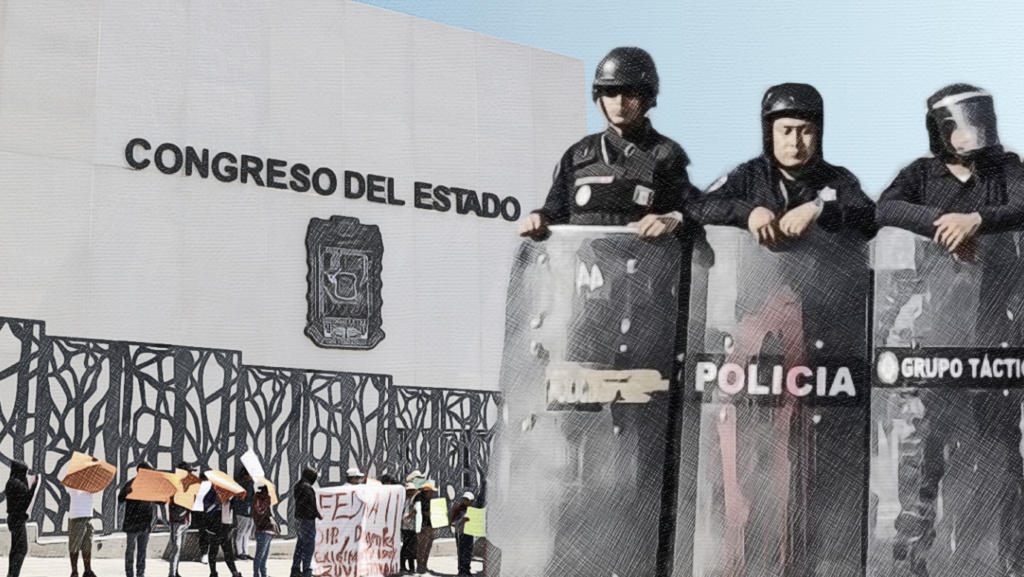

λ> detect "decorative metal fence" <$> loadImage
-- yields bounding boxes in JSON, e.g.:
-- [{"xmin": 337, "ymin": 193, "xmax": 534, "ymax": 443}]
[{"xmin": 0, "ymin": 316, "xmax": 499, "ymax": 538}]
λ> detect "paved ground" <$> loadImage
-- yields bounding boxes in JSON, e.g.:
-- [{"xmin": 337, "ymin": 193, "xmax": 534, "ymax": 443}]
[{"xmin": 0, "ymin": 555, "xmax": 482, "ymax": 577}]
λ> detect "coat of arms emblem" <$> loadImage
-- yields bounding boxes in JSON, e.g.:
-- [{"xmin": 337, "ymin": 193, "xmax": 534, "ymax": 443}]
[{"xmin": 305, "ymin": 216, "xmax": 385, "ymax": 349}]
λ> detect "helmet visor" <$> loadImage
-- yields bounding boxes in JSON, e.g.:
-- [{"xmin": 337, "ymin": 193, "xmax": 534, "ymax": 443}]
[{"xmin": 931, "ymin": 93, "xmax": 999, "ymax": 155}]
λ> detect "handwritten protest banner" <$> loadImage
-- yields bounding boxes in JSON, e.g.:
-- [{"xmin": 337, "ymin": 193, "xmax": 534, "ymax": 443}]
[{"xmin": 314, "ymin": 484, "xmax": 403, "ymax": 577}]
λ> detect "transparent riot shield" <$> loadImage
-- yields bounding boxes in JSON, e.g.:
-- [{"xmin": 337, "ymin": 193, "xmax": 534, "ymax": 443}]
[
  {"xmin": 869, "ymin": 228, "xmax": 1024, "ymax": 577},
  {"xmin": 681, "ymin": 226, "xmax": 871, "ymax": 577},
  {"xmin": 486, "ymin": 226, "xmax": 683, "ymax": 577}
]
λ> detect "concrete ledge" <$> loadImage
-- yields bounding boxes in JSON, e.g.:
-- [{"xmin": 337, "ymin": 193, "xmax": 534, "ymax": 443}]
[{"xmin": 0, "ymin": 524, "xmax": 457, "ymax": 560}]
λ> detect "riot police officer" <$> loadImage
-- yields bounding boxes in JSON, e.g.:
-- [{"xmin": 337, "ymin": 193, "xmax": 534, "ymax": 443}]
[
  {"xmin": 877, "ymin": 84, "xmax": 1024, "ymax": 577},
  {"xmin": 698, "ymin": 83, "xmax": 876, "ymax": 240},
  {"xmin": 692, "ymin": 84, "xmax": 876, "ymax": 576},
  {"xmin": 519, "ymin": 47, "xmax": 700, "ymax": 238}
]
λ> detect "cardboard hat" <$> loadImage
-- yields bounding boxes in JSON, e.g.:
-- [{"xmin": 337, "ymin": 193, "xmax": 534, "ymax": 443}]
[
  {"xmin": 463, "ymin": 491, "xmax": 475, "ymax": 501},
  {"xmin": 126, "ymin": 468, "xmax": 179, "ymax": 503},
  {"xmin": 61, "ymin": 452, "xmax": 116, "ymax": 494},
  {"xmin": 172, "ymin": 468, "xmax": 203, "ymax": 509},
  {"xmin": 205, "ymin": 470, "xmax": 247, "ymax": 502},
  {"xmin": 254, "ymin": 476, "xmax": 279, "ymax": 505},
  {"xmin": 421, "ymin": 481, "xmax": 436, "ymax": 491},
  {"xmin": 346, "ymin": 467, "xmax": 364, "ymax": 478},
  {"xmin": 405, "ymin": 482, "xmax": 418, "ymax": 491}
]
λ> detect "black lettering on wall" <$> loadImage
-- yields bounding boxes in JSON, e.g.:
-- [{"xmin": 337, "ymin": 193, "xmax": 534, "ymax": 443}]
[
  {"xmin": 367, "ymin": 175, "xmax": 387, "ymax": 204},
  {"xmin": 481, "ymin": 193, "xmax": 501, "ymax": 219},
  {"xmin": 501, "ymin": 196, "xmax": 521, "ymax": 221},
  {"xmin": 385, "ymin": 177, "xmax": 404, "ymax": 206},
  {"xmin": 212, "ymin": 152, "xmax": 238, "ymax": 182},
  {"xmin": 313, "ymin": 167, "xmax": 337, "ymax": 196},
  {"xmin": 240, "ymin": 155, "xmax": 265, "ymax": 186},
  {"xmin": 185, "ymin": 147, "xmax": 209, "ymax": 178},
  {"xmin": 414, "ymin": 182, "xmax": 433, "ymax": 210},
  {"xmin": 125, "ymin": 138, "xmax": 151, "ymax": 170},
  {"xmin": 266, "ymin": 158, "xmax": 288, "ymax": 190},
  {"xmin": 345, "ymin": 171, "xmax": 365, "ymax": 199},
  {"xmin": 290, "ymin": 164, "xmax": 311, "ymax": 193},
  {"xmin": 155, "ymin": 143, "xmax": 183, "ymax": 175},
  {"xmin": 433, "ymin": 186, "xmax": 452, "ymax": 212}
]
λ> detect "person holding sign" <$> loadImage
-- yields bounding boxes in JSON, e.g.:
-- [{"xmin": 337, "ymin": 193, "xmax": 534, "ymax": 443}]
[
  {"xmin": 201, "ymin": 484, "xmax": 242, "ymax": 577},
  {"xmin": 232, "ymin": 466, "xmax": 255, "ymax": 560},
  {"xmin": 400, "ymin": 483, "xmax": 419, "ymax": 575},
  {"xmin": 5, "ymin": 461, "xmax": 37, "ymax": 577},
  {"xmin": 290, "ymin": 467, "xmax": 321, "ymax": 577},
  {"xmin": 413, "ymin": 482, "xmax": 438, "ymax": 575},
  {"xmin": 118, "ymin": 462, "xmax": 159, "ymax": 577},
  {"xmin": 251, "ymin": 481, "xmax": 276, "ymax": 577},
  {"xmin": 167, "ymin": 462, "xmax": 196, "ymax": 577},
  {"xmin": 449, "ymin": 492, "xmax": 475, "ymax": 577},
  {"xmin": 67, "ymin": 488, "xmax": 98, "ymax": 577},
  {"xmin": 343, "ymin": 467, "xmax": 364, "ymax": 486}
]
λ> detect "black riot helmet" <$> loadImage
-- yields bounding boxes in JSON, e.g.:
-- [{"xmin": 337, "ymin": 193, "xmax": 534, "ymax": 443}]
[
  {"xmin": 592, "ymin": 47, "xmax": 659, "ymax": 106},
  {"xmin": 926, "ymin": 84, "xmax": 1000, "ymax": 162},
  {"xmin": 760, "ymin": 83, "xmax": 824, "ymax": 159}
]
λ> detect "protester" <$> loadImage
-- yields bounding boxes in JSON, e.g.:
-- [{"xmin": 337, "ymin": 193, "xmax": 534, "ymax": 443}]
[
  {"xmin": 232, "ymin": 466, "xmax": 255, "ymax": 560},
  {"xmin": 118, "ymin": 462, "xmax": 156, "ymax": 577},
  {"xmin": 6, "ymin": 461, "xmax": 37, "ymax": 577},
  {"xmin": 290, "ymin": 467, "xmax": 321, "ymax": 577},
  {"xmin": 449, "ymin": 492, "xmax": 475, "ymax": 577},
  {"xmin": 400, "ymin": 483, "xmax": 419, "ymax": 575},
  {"xmin": 202, "ymin": 487, "xmax": 241, "ymax": 577},
  {"xmin": 196, "ymin": 472, "xmax": 210, "ymax": 565},
  {"xmin": 343, "ymin": 468, "xmax": 364, "ymax": 486},
  {"xmin": 68, "ymin": 487, "xmax": 97, "ymax": 577},
  {"xmin": 251, "ymin": 481, "xmax": 276, "ymax": 577},
  {"xmin": 167, "ymin": 462, "xmax": 193, "ymax": 577},
  {"xmin": 414, "ymin": 482, "xmax": 437, "ymax": 575}
]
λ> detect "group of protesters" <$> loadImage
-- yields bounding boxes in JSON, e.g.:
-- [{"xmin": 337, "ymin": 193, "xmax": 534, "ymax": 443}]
[{"xmin": 3, "ymin": 460, "xmax": 479, "ymax": 577}]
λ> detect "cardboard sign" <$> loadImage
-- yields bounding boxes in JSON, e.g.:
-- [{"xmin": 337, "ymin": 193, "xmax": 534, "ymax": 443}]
[
  {"xmin": 313, "ymin": 485, "xmax": 403, "ymax": 577},
  {"xmin": 414, "ymin": 502, "xmax": 422, "ymax": 534},
  {"xmin": 240, "ymin": 450, "xmax": 266, "ymax": 480},
  {"xmin": 465, "ymin": 507, "xmax": 486, "ymax": 537},
  {"xmin": 192, "ymin": 481, "xmax": 212, "ymax": 512},
  {"xmin": 26, "ymin": 475, "xmax": 42, "ymax": 516},
  {"xmin": 429, "ymin": 498, "xmax": 449, "ymax": 528}
]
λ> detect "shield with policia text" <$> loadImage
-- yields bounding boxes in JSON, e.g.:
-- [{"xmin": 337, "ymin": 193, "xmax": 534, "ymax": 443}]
[
  {"xmin": 679, "ymin": 225, "xmax": 871, "ymax": 577},
  {"xmin": 485, "ymin": 225, "xmax": 686, "ymax": 577},
  {"xmin": 869, "ymin": 228, "xmax": 1024, "ymax": 577}
]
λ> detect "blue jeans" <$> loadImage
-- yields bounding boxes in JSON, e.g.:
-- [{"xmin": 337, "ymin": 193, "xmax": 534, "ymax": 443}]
[
  {"xmin": 125, "ymin": 531, "xmax": 150, "ymax": 577},
  {"xmin": 290, "ymin": 519, "xmax": 317, "ymax": 577},
  {"xmin": 254, "ymin": 532, "xmax": 272, "ymax": 577}
]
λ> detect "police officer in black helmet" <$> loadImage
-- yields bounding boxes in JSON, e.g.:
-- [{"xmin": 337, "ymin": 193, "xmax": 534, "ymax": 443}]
[
  {"xmin": 519, "ymin": 47, "xmax": 700, "ymax": 238},
  {"xmin": 877, "ymin": 84, "xmax": 1024, "ymax": 577},
  {"xmin": 699, "ymin": 83, "xmax": 876, "ymax": 240}
]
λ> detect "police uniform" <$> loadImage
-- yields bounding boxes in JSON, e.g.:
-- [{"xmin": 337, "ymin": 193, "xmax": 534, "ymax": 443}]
[
  {"xmin": 878, "ymin": 84, "xmax": 1024, "ymax": 575},
  {"xmin": 699, "ymin": 154, "xmax": 877, "ymax": 239},
  {"xmin": 692, "ymin": 83, "xmax": 875, "ymax": 576},
  {"xmin": 533, "ymin": 117, "xmax": 700, "ymax": 228}
]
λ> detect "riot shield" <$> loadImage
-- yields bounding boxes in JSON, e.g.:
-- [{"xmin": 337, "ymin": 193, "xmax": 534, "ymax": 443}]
[
  {"xmin": 869, "ymin": 228, "xmax": 1024, "ymax": 577},
  {"xmin": 486, "ymin": 225, "xmax": 683, "ymax": 577},
  {"xmin": 680, "ymin": 225, "xmax": 871, "ymax": 577}
]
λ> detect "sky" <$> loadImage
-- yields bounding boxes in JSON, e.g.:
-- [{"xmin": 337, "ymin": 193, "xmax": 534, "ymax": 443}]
[{"xmin": 353, "ymin": 0, "xmax": 1024, "ymax": 196}]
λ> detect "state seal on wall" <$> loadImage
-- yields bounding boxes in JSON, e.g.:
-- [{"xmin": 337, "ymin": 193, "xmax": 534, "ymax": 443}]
[{"xmin": 305, "ymin": 216, "xmax": 385, "ymax": 350}]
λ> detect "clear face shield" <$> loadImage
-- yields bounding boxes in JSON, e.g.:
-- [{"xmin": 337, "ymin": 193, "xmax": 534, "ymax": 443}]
[{"xmin": 929, "ymin": 92, "xmax": 999, "ymax": 158}]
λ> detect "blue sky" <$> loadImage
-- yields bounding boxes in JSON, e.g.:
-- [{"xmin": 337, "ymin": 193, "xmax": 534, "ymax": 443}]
[{"xmin": 354, "ymin": 0, "xmax": 1024, "ymax": 197}]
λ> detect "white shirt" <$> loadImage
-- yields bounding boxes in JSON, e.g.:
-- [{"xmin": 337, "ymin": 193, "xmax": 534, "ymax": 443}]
[{"xmin": 68, "ymin": 488, "xmax": 94, "ymax": 519}]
